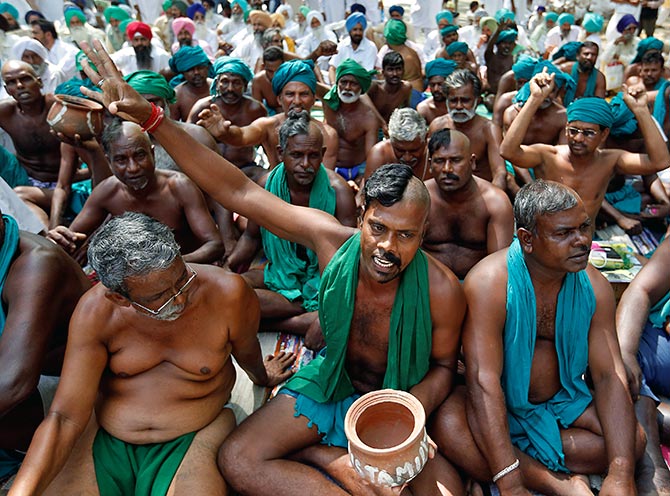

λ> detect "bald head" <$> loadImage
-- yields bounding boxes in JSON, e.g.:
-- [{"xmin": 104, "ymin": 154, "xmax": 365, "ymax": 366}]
[
  {"xmin": 428, "ymin": 128, "xmax": 470, "ymax": 157},
  {"xmin": 364, "ymin": 163, "xmax": 430, "ymax": 213},
  {"xmin": 101, "ymin": 119, "xmax": 152, "ymax": 155},
  {"xmin": 1, "ymin": 60, "xmax": 37, "ymax": 79}
]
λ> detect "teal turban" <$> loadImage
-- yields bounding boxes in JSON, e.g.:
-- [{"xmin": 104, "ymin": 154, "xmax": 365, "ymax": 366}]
[
  {"xmin": 104, "ymin": 6, "xmax": 130, "ymax": 22},
  {"xmin": 513, "ymin": 60, "xmax": 576, "ymax": 106},
  {"xmin": 440, "ymin": 25, "xmax": 459, "ymax": 37},
  {"xmin": 609, "ymin": 92, "xmax": 638, "ymax": 137},
  {"xmin": 566, "ymin": 97, "xmax": 614, "ymax": 128},
  {"xmin": 544, "ymin": 12, "xmax": 558, "ymax": 24},
  {"xmin": 512, "ymin": 54, "xmax": 538, "ymax": 81},
  {"xmin": 425, "ymin": 58, "xmax": 457, "ymax": 79},
  {"xmin": 125, "ymin": 70, "xmax": 177, "ymax": 104},
  {"xmin": 169, "ymin": 45, "xmax": 211, "ymax": 74},
  {"xmin": 435, "ymin": 10, "xmax": 454, "ymax": 25},
  {"xmin": 75, "ymin": 50, "xmax": 97, "ymax": 72},
  {"xmin": 0, "ymin": 3, "xmax": 18, "ymax": 20},
  {"xmin": 271, "ymin": 59, "xmax": 316, "ymax": 96},
  {"xmin": 170, "ymin": 0, "xmax": 188, "ymax": 14},
  {"xmin": 55, "ymin": 77, "xmax": 99, "ymax": 98},
  {"xmin": 323, "ymin": 59, "xmax": 376, "ymax": 110},
  {"xmin": 582, "ymin": 13, "xmax": 603, "ymax": 33},
  {"xmin": 299, "ymin": 5, "xmax": 309, "ymax": 17},
  {"xmin": 557, "ymin": 12, "xmax": 574, "ymax": 26},
  {"xmin": 446, "ymin": 41, "xmax": 468, "ymax": 55},
  {"xmin": 552, "ymin": 41, "xmax": 582, "ymax": 61},
  {"xmin": 210, "ymin": 56, "xmax": 253, "ymax": 95},
  {"xmin": 633, "ymin": 37, "xmax": 664, "ymax": 63},
  {"xmin": 496, "ymin": 29, "xmax": 518, "ymax": 44},
  {"xmin": 495, "ymin": 8, "xmax": 515, "ymax": 22},
  {"xmin": 64, "ymin": 8, "xmax": 87, "ymax": 27},
  {"xmin": 384, "ymin": 18, "xmax": 407, "ymax": 45}
]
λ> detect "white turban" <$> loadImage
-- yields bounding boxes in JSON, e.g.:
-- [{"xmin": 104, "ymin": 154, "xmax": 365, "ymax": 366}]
[
  {"xmin": 276, "ymin": 4, "xmax": 293, "ymax": 19},
  {"xmin": 306, "ymin": 10, "xmax": 324, "ymax": 27},
  {"xmin": 12, "ymin": 37, "xmax": 49, "ymax": 62}
]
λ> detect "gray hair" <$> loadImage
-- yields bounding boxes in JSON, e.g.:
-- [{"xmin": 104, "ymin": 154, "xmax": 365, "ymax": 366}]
[
  {"xmin": 388, "ymin": 108, "xmax": 428, "ymax": 143},
  {"xmin": 443, "ymin": 69, "xmax": 482, "ymax": 97},
  {"xmin": 262, "ymin": 27, "xmax": 282, "ymax": 48},
  {"xmin": 101, "ymin": 118, "xmax": 151, "ymax": 155},
  {"xmin": 514, "ymin": 179, "xmax": 579, "ymax": 232},
  {"xmin": 278, "ymin": 109, "xmax": 318, "ymax": 151},
  {"xmin": 88, "ymin": 212, "xmax": 181, "ymax": 295}
]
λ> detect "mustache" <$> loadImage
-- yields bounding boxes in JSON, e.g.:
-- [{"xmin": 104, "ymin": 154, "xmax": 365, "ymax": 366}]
[
  {"xmin": 378, "ymin": 250, "xmax": 401, "ymax": 266},
  {"xmin": 442, "ymin": 172, "xmax": 460, "ymax": 181}
]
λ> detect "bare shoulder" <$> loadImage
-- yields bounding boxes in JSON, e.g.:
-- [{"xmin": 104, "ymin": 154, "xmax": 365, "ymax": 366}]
[
  {"xmin": 162, "ymin": 169, "xmax": 201, "ymax": 195},
  {"xmin": 464, "ymin": 249, "xmax": 509, "ymax": 298},
  {"xmin": 12, "ymin": 232, "xmax": 87, "ymax": 286},
  {"xmin": 189, "ymin": 94, "xmax": 215, "ymax": 115},
  {"xmin": 325, "ymin": 168, "xmax": 352, "ymax": 192},
  {"xmin": 426, "ymin": 253, "xmax": 463, "ymax": 299},
  {"xmin": 584, "ymin": 264, "xmax": 615, "ymax": 305},
  {"xmin": 196, "ymin": 263, "xmax": 251, "ymax": 297},
  {"xmin": 242, "ymin": 94, "xmax": 268, "ymax": 115},
  {"xmin": 476, "ymin": 176, "xmax": 512, "ymax": 207}
]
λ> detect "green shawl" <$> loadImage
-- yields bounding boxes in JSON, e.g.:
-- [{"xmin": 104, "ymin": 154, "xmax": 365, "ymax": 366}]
[
  {"xmin": 285, "ymin": 232, "xmax": 432, "ymax": 402},
  {"xmin": 503, "ymin": 239, "xmax": 595, "ymax": 472},
  {"xmin": 0, "ymin": 215, "xmax": 19, "ymax": 335},
  {"xmin": 261, "ymin": 163, "xmax": 336, "ymax": 311},
  {"xmin": 571, "ymin": 63, "xmax": 597, "ymax": 98}
]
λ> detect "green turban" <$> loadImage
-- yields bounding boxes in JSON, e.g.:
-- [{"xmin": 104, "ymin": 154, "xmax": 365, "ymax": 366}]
[
  {"xmin": 632, "ymin": 37, "xmax": 664, "ymax": 63},
  {"xmin": 55, "ymin": 77, "xmax": 99, "ymax": 98},
  {"xmin": 512, "ymin": 54, "xmax": 538, "ymax": 81},
  {"xmin": 299, "ymin": 5, "xmax": 309, "ymax": 17},
  {"xmin": 435, "ymin": 10, "xmax": 453, "ymax": 25},
  {"xmin": 513, "ymin": 60, "xmax": 576, "ymax": 106},
  {"xmin": 551, "ymin": 41, "xmax": 582, "ymax": 61},
  {"xmin": 582, "ymin": 13, "xmax": 603, "ymax": 33},
  {"xmin": 322, "ymin": 59, "xmax": 376, "ymax": 110},
  {"xmin": 496, "ymin": 29, "xmax": 518, "ymax": 44},
  {"xmin": 64, "ymin": 8, "xmax": 87, "ymax": 27},
  {"xmin": 495, "ymin": 8, "xmax": 515, "ymax": 22},
  {"xmin": 384, "ymin": 19, "xmax": 407, "ymax": 45},
  {"xmin": 440, "ymin": 25, "xmax": 459, "ymax": 37},
  {"xmin": 567, "ymin": 97, "xmax": 614, "ymax": 129},
  {"xmin": 271, "ymin": 59, "xmax": 316, "ymax": 96},
  {"xmin": 170, "ymin": 0, "xmax": 188, "ymax": 14},
  {"xmin": 557, "ymin": 12, "xmax": 574, "ymax": 26},
  {"xmin": 609, "ymin": 92, "xmax": 638, "ymax": 137},
  {"xmin": 125, "ymin": 70, "xmax": 177, "ymax": 104},
  {"xmin": 425, "ymin": 58, "xmax": 457, "ymax": 79},
  {"xmin": 480, "ymin": 16, "xmax": 498, "ymax": 32},
  {"xmin": 544, "ymin": 12, "xmax": 558, "ymax": 24},
  {"xmin": 170, "ymin": 45, "xmax": 211, "ymax": 74},
  {"xmin": 446, "ymin": 41, "xmax": 468, "ymax": 55},
  {"xmin": 104, "ymin": 6, "xmax": 130, "ymax": 23},
  {"xmin": 210, "ymin": 56, "xmax": 253, "ymax": 95},
  {"xmin": 75, "ymin": 50, "xmax": 97, "ymax": 72}
]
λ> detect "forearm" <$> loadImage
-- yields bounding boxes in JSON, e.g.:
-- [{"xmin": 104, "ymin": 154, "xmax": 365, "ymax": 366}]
[
  {"xmin": 409, "ymin": 364, "xmax": 453, "ymax": 416},
  {"xmin": 636, "ymin": 108, "xmax": 670, "ymax": 170},
  {"xmin": 616, "ymin": 290, "xmax": 651, "ymax": 357},
  {"xmin": 500, "ymin": 97, "xmax": 541, "ymax": 161},
  {"xmin": 227, "ymin": 234, "xmax": 259, "ymax": 272},
  {"xmin": 48, "ymin": 187, "xmax": 70, "ymax": 230},
  {"xmin": 235, "ymin": 344, "xmax": 269, "ymax": 386},
  {"xmin": 181, "ymin": 239, "xmax": 224, "ymax": 264}
]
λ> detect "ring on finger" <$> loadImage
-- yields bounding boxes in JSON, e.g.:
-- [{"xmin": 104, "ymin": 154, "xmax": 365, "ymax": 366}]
[{"xmin": 96, "ymin": 78, "xmax": 105, "ymax": 89}]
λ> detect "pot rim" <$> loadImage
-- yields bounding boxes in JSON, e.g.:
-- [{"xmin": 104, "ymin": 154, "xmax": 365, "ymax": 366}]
[{"xmin": 53, "ymin": 93, "xmax": 104, "ymax": 111}]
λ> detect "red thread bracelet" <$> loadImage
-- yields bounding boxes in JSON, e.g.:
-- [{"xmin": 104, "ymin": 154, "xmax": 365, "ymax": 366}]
[{"xmin": 140, "ymin": 103, "xmax": 165, "ymax": 134}]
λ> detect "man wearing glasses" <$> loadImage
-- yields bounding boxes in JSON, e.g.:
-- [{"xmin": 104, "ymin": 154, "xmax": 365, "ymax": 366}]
[
  {"xmin": 501, "ymin": 70, "xmax": 670, "ymax": 222},
  {"xmin": 9, "ymin": 212, "xmax": 294, "ymax": 495}
]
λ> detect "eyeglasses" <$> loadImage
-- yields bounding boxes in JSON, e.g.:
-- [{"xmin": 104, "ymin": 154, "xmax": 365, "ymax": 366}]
[
  {"xmin": 129, "ymin": 265, "xmax": 197, "ymax": 316},
  {"xmin": 566, "ymin": 126, "xmax": 599, "ymax": 139}
]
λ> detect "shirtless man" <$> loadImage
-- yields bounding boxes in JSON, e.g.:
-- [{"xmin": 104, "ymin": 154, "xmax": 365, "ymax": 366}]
[
  {"xmin": 431, "ymin": 180, "xmax": 644, "ymax": 496},
  {"xmin": 9, "ymin": 212, "xmax": 293, "ymax": 495},
  {"xmin": 0, "ymin": 210, "xmax": 89, "ymax": 477},
  {"xmin": 417, "ymin": 58, "xmax": 458, "ymax": 125},
  {"xmin": 47, "ymin": 119, "xmax": 224, "ymax": 265},
  {"xmin": 367, "ymin": 51, "xmax": 412, "ymax": 124},
  {"xmin": 500, "ymin": 70, "xmax": 670, "ymax": 222},
  {"xmin": 558, "ymin": 42, "xmax": 606, "ymax": 99},
  {"xmin": 75, "ymin": 40, "xmax": 467, "ymax": 495},
  {"xmin": 422, "ymin": 129, "xmax": 513, "ymax": 280},
  {"xmin": 378, "ymin": 19, "xmax": 424, "ymax": 92},
  {"xmin": 484, "ymin": 24, "xmax": 517, "ymax": 106},
  {"xmin": 639, "ymin": 51, "xmax": 666, "ymax": 91},
  {"xmin": 251, "ymin": 46, "xmax": 284, "ymax": 116},
  {"xmin": 169, "ymin": 45, "xmax": 212, "ymax": 122},
  {"xmin": 197, "ymin": 58, "xmax": 339, "ymax": 170},
  {"xmin": 430, "ymin": 69, "xmax": 508, "ymax": 190},
  {"xmin": 323, "ymin": 59, "xmax": 379, "ymax": 182}
]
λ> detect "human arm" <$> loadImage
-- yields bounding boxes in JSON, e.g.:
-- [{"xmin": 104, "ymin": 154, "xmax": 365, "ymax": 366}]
[
  {"xmin": 226, "ymin": 220, "xmax": 261, "ymax": 273},
  {"xmin": 48, "ymin": 143, "xmax": 79, "ymax": 229},
  {"xmin": 599, "ymin": 199, "xmax": 643, "ymax": 235},
  {"xmin": 321, "ymin": 122, "xmax": 339, "ymax": 170},
  {"xmin": 196, "ymin": 103, "xmax": 267, "ymax": 146},
  {"xmin": 486, "ymin": 189, "xmax": 514, "ymax": 253},
  {"xmin": 485, "ymin": 121, "xmax": 509, "ymax": 190},
  {"xmin": 595, "ymin": 71, "xmax": 607, "ymax": 98},
  {"xmin": 326, "ymin": 170, "xmax": 357, "ymax": 227}
]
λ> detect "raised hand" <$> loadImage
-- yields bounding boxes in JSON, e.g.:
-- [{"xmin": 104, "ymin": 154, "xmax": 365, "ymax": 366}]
[
  {"xmin": 529, "ymin": 67, "xmax": 555, "ymax": 100},
  {"xmin": 197, "ymin": 104, "xmax": 232, "ymax": 139},
  {"xmin": 622, "ymin": 79, "xmax": 649, "ymax": 112}
]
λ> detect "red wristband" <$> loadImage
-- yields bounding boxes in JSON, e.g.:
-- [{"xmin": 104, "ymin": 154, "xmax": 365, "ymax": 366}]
[{"xmin": 140, "ymin": 103, "xmax": 165, "ymax": 134}]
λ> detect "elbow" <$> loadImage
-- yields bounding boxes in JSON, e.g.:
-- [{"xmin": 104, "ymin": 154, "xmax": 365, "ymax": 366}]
[
  {"xmin": 499, "ymin": 142, "xmax": 514, "ymax": 161},
  {"xmin": 0, "ymin": 373, "xmax": 39, "ymax": 415}
]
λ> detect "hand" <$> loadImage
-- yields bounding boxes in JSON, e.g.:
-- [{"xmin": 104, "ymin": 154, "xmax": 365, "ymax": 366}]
[
  {"xmin": 78, "ymin": 40, "xmax": 153, "ymax": 124},
  {"xmin": 529, "ymin": 67, "xmax": 555, "ymax": 101},
  {"xmin": 316, "ymin": 40, "xmax": 337, "ymax": 57},
  {"xmin": 197, "ymin": 104, "xmax": 232, "ymax": 140},
  {"xmin": 47, "ymin": 226, "xmax": 87, "ymax": 253},
  {"xmin": 622, "ymin": 80, "xmax": 649, "ymax": 112},
  {"xmin": 263, "ymin": 351, "xmax": 296, "ymax": 387},
  {"xmin": 51, "ymin": 130, "xmax": 100, "ymax": 150},
  {"xmin": 304, "ymin": 318, "xmax": 325, "ymax": 351},
  {"xmin": 616, "ymin": 216, "xmax": 643, "ymax": 235},
  {"xmin": 622, "ymin": 352, "xmax": 642, "ymax": 400},
  {"xmin": 600, "ymin": 473, "xmax": 637, "ymax": 496}
]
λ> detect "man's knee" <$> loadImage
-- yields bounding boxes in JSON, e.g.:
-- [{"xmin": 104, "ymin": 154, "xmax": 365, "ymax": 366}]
[
  {"xmin": 429, "ymin": 386, "xmax": 469, "ymax": 444},
  {"xmin": 217, "ymin": 426, "xmax": 264, "ymax": 485}
]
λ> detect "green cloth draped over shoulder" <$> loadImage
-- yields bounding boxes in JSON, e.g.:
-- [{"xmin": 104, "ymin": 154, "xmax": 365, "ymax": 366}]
[
  {"xmin": 604, "ymin": 182, "xmax": 641, "ymax": 214},
  {"xmin": 0, "ymin": 215, "xmax": 19, "ymax": 335},
  {"xmin": 322, "ymin": 58, "xmax": 376, "ymax": 110},
  {"xmin": 284, "ymin": 232, "xmax": 432, "ymax": 402},
  {"xmin": 571, "ymin": 63, "xmax": 597, "ymax": 98},
  {"xmin": 653, "ymin": 79, "xmax": 670, "ymax": 129},
  {"xmin": 503, "ymin": 239, "xmax": 595, "ymax": 472},
  {"xmin": 261, "ymin": 163, "xmax": 335, "ymax": 311}
]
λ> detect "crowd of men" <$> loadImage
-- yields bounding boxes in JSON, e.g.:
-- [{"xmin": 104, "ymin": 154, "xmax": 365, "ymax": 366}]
[{"xmin": 0, "ymin": 0, "xmax": 669, "ymax": 495}]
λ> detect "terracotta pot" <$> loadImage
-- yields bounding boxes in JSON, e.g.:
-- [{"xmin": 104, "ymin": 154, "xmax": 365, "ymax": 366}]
[
  {"xmin": 47, "ymin": 94, "xmax": 104, "ymax": 142},
  {"xmin": 344, "ymin": 389, "xmax": 429, "ymax": 487}
]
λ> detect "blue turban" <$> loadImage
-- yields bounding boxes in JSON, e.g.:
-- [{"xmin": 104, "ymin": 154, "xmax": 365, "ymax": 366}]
[
  {"xmin": 345, "ymin": 12, "xmax": 367, "ymax": 32},
  {"xmin": 544, "ymin": 12, "xmax": 558, "ymax": 24},
  {"xmin": 425, "ymin": 58, "xmax": 458, "ymax": 79},
  {"xmin": 446, "ymin": 41, "xmax": 468, "ymax": 56},
  {"xmin": 435, "ymin": 10, "xmax": 454, "ymax": 25},
  {"xmin": 440, "ymin": 25, "xmax": 459, "ymax": 37},
  {"xmin": 210, "ymin": 56, "xmax": 253, "ymax": 95},
  {"xmin": 495, "ymin": 8, "xmax": 515, "ymax": 22},
  {"xmin": 512, "ymin": 54, "xmax": 538, "ymax": 81},
  {"xmin": 609, "ymin": 92, "xmax": 638, "ymax": 137},
  {"xmin": 389, "ymin": 5, "xmax": 404, "ymax": 16},
  {"xmin": 567, "ymin": 97, "xmax": 614, "ymax": 128},
  {"xmin": 350, "ymin": 3, "xmax": 366, "ymax": 14},
  {"xmin": 551, "ymin": 41, "xmax": 583, "ymax": 61},
  {"xmin": 271, "ymin": 59, "xmax": 316, "ymax": 96},
  {"xmin": 24, "ymin": 9, "xmax": 44, "ymax": 23},
  {"xmin": 616, "ymin": 13, "xmax": 638, "ymax": 33},
  {"xmin": 632, "ymin": 37, "xmax": 664, "ymax": 63},
  {"xmin": 557, "ymin": 12, "xmax": 574, "ymax": 26},
  {"xmin": 513, "ymin": 60, "xmax": 576, "ymax": 106},
  {"xmin": 169, "ymin": 45, "xmax": 211, "ymax": 74},
  {"xmin": 582, "ymin": 13, "xmax": 603, "ymax": 33},
  {"xmin": 187, "ymin": 3, "xmax": 206, "ymax": 19},
  {"xmin": 0, "ymin": 3, "xmax": 19, "ymax": 20},
  {"xmin": 496, "ymin": 29, "xmax": 518, "ymax": 44}
]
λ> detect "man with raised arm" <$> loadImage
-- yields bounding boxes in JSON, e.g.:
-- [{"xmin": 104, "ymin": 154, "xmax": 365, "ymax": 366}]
[
  {"xmin": 500, "ymin": 70, "xmax": 670, "ymax": 222},
  {"xmin": 59, "ymin": 39, "xmax": 468, "ymax": 496}
]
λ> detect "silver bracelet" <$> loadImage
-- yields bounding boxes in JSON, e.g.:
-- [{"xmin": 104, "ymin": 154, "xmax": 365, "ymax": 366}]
[{"xmin": 492, "ymin": 458, "xmax": 520, "ymax": 483}]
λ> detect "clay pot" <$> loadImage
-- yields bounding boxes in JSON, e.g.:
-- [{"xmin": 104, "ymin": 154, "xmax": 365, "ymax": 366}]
[
  {"xmin": 344, "ymin": 389, "xmax": 429, "ymax": 487},
  {"xmin": 47, "ymin": 94, "xmax": 104, "ymax": 142}
]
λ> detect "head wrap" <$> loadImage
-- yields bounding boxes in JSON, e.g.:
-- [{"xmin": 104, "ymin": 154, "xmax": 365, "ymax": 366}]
[
  {"xmin": 513, "ymin": 60, "xmax": 576, "ymax": 106},
  {"xmin": 169, "ymin": 0, "xmax": 188, "ymax": 14},
  {"xmin": 609, "ymin": 92, "xmax": 638, "ymax": 137},
  {"xmin": 172, "ymin": 17, "xmax": 195, "ymax": 36},
  {"xmin": 446, "ymin": 41, "xmax": 468, "ymax": 55},
  {"xmin": 582, "ymin": 13, "xmax": 603, "ymax": 33},
  {"xmin": 616, "ymin": 13, "xmax": 638, "ymax": 32},
  {"xmin": 271, "ymin": 59, "xmax": 316, "ymax": 96},
  {"xmin": 0, "ymin": 3, "xmax": 18, "ymax": 20},
  {"xmin": 299, "ymin": 5, "xmax": 310, "ymax": 17},
  {"xmin": 163, "ymin": 0, "xmax": 171, "ymax": 11},
  {"xmin": 566, "ymin": 97, "xmax": 614, "ymax": 128},
  {"xmin": 75, "ymin": 50, "xmax": 97, "ymax": 72},
  {"xmin": 187, "ymin": 3, "xmax": 205, "ymax": 19},
  {"xmin": 435, "ymin": 10, "xmax": 454, "ymax": 25},
  {"xmin": 64, "ymin": 8, "xmax": 87, "ymax": 27},
  {"xmin": 346, "ymin": 12, "xmax": 367, "ymax": 32},
  {"xmin": 169, "ymin": 45, "xmax": 211, "ymax": 74},
  {"xmin": 633, "ymin": 37, "xmax": 664, "ymax": 63},
  {"xmin": 480, "ymin": 16, "xmax": 498, "ymax": 32},
  {"xmin": 425, "ymin": 58, "xmax": 458, "ymax": 79},
  {"xmin": 349, "ymin": 3, "xmax": 366, "ymax": 15},
  {"xmin": 231, "ymin": 0, "xmax": 251, "ymax": 17},
  {"xmin": 104, "ymin": 6, "xmax": 130, "ymax": 22},
  {"xmin": 125, "ymin": 70, "xmax": 176, "ymax": 104},
  {"xmin": 557, "ymin": 12, "xmax": 574, "ymax": 26},
  {"xmin": 496, "ymin": 29, "xmax": 518, "ymax": 44},
  {"xmin": 440, "ymin": 24, "xmax": 459, "ymax": 37},
  {"xmin": 210, "ymin": 56, "xmax": 253, "ymax": 94},
  {"xmin": 384, "ymin": 18, "xmax": 407, "ymax": 45},
  {"xmin": 544, "ymin": 12, "xmax": 558, "ymax": 24},
  {"xmin": 24, "ymin": 9, "xmax": 45, "ymax": 23},
  {"xmin": 12, "ymin": 38, "xmax": 48, "ymax": 61},
  {"xmin": 55, "ymin": 77, "xmax": 99, "ymax": 98},
  {"xmin": 551, "ymin": 40, "xmax": 582, "ymax": 61},
  {"xmin": 270, "ymin": 12, "xmax": 285, "ymax": 28},
  {"xmin": 537, "ymin": 5, "xmax": 546, "ymax": 11},
  {"xmin": 119, "ymin": 18, "xmax": 132, "ymax": 36},
  {"xmin": 512, "ymin": 54, "xmax": 538, "ymax": 81},
  {"xmin": 389, "ymin": 5, "xmax": 404, "ymax": 16},
  {"xmin": 494, "ymin": 8, "xmax": 515, "ymax": 22},
  {"xmin": 276, "ymin": 4, "xmax": 293, "ymax": 19},
  {"xmin": 323, "ymin": 58, "xmax": 376, "ymax": 110},
  {"xmin": 126, "ymin": 20, "xmax": 152, "ymax": 40},
  {"xmin": 249, "ymin": 9, "xmax": 272, "ymax": 29},
  {"xmin": 306, "ymin": 10, "xmax": 324, "ymax": 28}
]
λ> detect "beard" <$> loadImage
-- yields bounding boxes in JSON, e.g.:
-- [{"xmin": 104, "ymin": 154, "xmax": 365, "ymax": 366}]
[
  {"xmin": 578, "ymin": 60, "xmax": 593, "ymax": 72},
  {"xmin": 232, "ymin": 12, "xmax": 243, "ymax": 22},
  {"xmin": 30, "ymin": 62, "xmax": 46, "ymax": 76},
  {"xmin": 151, "ymin": 301, "xmax": 186, "ymax": 321},
  {"xmin": 448, "ymin": 107, "xmax": 476, "ymax": 123},
  {"xmin": 134, "ymin": 44, "xmax": 154, "ymax": 70},
  {"xmin": 338, "ymin": 87, "xmax": 361, "ymax": 104}
]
